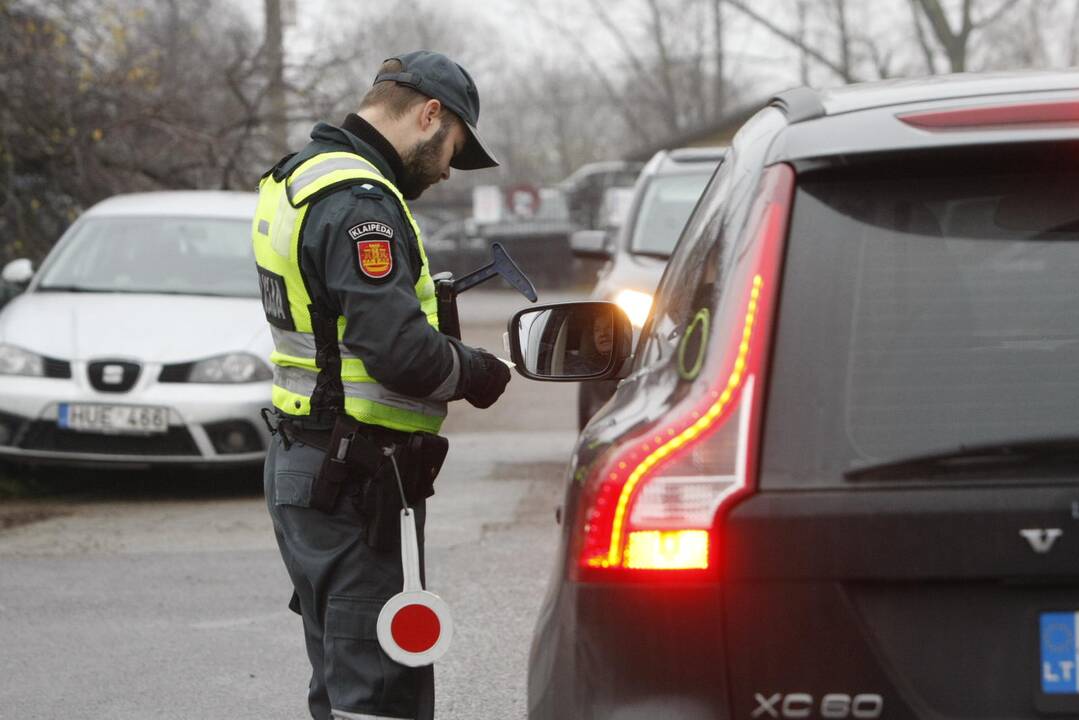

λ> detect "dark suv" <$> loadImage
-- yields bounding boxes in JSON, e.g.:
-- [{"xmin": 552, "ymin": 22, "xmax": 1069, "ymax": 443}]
[{"xmin": 509, "ymin": 72, "xmax": 1079, "ymax": 719}]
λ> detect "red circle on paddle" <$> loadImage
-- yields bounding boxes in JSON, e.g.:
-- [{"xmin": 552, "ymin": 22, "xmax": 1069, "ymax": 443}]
[{"xmin": 390, "ymin": 603, "xmax": 441, "ymax": 653}]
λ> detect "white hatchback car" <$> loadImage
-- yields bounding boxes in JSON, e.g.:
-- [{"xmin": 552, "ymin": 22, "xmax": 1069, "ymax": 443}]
[{"xmin": 0, "ymin": 191, "xmax": 272, "ymax": 467}]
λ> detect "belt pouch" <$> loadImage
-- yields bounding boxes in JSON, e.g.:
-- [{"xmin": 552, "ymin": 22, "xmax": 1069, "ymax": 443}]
[
  {"xmin": 364, "ymin": 463, "xmax": 401, "ymax": 551},
  {"xmin": 403, "ymin": 433, "xmax": 449, "ymax": 504},
  {"xmin": 310, "ymin": 415, "xmax": 362, "ymax": 513}
]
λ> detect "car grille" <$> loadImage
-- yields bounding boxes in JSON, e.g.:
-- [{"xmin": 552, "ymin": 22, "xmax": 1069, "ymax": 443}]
[
  {"xmin": 19, "ymin": 422, "xmax": 201, "ymax": 456},
  {"xmin": 158, "ymin": 362, "xmax": 194, "ymax": 383},
  {"xmin": 87, "ymin": 361, "xmax": 140, "ymax": 393},
  {"xmin": 43, "ymin": 357, "xmax": 72, "ymax": 379}
]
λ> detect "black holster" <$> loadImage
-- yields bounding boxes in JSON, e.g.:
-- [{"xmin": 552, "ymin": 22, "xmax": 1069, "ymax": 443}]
[
  {"xmin": 309, "ymin": 414, "xmax": 384, "ymax": 514},
  {"xmin": 363, "ymin": 432, "xmax": 449, "ymax": 551}
]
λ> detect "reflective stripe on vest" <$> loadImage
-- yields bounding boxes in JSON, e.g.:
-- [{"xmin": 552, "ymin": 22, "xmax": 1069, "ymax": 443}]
[
  {"xmin": 252, "ymin": 150, "xmax": 444, "ymax": 434},
  {"xmin": 272, "ymin": 365, "xmax": 445, "ymax": 433}
]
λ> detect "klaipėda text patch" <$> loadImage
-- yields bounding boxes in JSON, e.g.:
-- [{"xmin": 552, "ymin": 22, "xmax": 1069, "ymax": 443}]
[{"xmin": 348, "ymin": 221, "xmax": 394, "ymax": 241}]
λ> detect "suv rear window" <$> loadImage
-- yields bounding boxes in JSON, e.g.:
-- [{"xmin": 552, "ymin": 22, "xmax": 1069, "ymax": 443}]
[{"xmin": 761, "ymin": 163, "xmax": 1079, "ymax": 488}]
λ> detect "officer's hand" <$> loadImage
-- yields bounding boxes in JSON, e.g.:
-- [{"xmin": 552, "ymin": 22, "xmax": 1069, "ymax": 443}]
[{"xmin": 456, "ymin": 344, "xmax": 511, "ymax": 409}]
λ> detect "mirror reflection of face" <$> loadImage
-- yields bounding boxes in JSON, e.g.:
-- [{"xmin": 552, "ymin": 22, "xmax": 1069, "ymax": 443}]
[{"xmin": 593, "ymin": 311, "xmax": 614, "ymax": 355}]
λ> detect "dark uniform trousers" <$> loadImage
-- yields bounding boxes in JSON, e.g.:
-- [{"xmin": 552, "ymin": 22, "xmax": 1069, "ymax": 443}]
[{"xmin": 264, "ymin": 433, "xmax": 435, "ymax": 720}]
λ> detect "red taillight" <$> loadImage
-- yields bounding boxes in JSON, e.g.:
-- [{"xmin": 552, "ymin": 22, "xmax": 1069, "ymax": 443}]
[
  {"xmin": 898, "ymin": 100, "xmax": 1079, "ymax": 130},
  {"xmin": 574, "ymin": 164, "xmax": 795, "ymax": 582}
]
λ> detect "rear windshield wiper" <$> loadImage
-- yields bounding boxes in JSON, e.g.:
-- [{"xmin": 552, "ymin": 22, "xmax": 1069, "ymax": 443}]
[{"xmin": 844, "ymin": 437, "xmax": 1079, "ymax": 481}]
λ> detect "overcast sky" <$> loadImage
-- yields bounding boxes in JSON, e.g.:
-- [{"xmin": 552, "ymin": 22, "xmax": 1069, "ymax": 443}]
[{"xmin": 232, "ymin": 0, "xmax": 811, "ymax": 100}]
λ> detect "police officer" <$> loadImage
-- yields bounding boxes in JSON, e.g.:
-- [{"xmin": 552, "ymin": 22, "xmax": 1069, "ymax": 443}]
[{"xmin": 252, "ymin": 50, "xmax": 511, "ymax": 720}]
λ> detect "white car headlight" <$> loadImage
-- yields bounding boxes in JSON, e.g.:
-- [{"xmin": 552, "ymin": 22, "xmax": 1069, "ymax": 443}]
[
  {"xmin": 0, "ymin": 344, "xmax": 44, "ymax": 377},
  {"xmin": 188, "ymin": 353, "xmax": 272, "ymax": 383},
  {"xmin": 614, "ymin": 289, "xmax": 653, "ymax": 328}
]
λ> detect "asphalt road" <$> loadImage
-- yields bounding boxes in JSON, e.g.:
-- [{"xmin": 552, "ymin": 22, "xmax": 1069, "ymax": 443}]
[{"xmin": 0, "ymin": 289, "xmax": 586, "ymax": 720}]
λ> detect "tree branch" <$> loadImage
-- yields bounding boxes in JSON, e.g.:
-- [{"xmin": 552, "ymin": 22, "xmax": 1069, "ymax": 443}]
[
  {"xmin": 643, "ymin": 0, "xmax": 680, "ymax": 129},
  {"xmin": 908, "ymin": 0, "xmax": 940, "ymax": 73},
  {"xmin": 914, "ymin": 0, "xmax": 966, "ymax": 70},
  {"xmin": 723, "ymin": 0, "xmax": 859, "ymax": 82},
  {"xmin": 832, "ymin": 0, "xmax": 852, "ymax": 82},
  {"xmin": 528, "ymin": 6, "xmax": 654, "ymax": 144},
  {"xmin": 1070, "ymin": 0, "xmax": 1079, "ymax": 65},
  {"xmin": 585, "ymin": 0, "xmax": 665, "ymax": 99},
  {"xmin": 971, "ymin": 0, "xmax": 1021, "ymax": 29}
]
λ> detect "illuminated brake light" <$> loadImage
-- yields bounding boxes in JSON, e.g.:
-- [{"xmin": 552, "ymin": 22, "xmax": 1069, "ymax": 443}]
[
  {"xmin": 898, "ymin": 100, "xmax": 1079, "ymax": 130},
  {"xmin": 625, "ymin": 530, "xmax": 710, "ymax": 570},
  {"xmin": 575, "ymin": 164, "xmax": 795, "ymax": 581}
]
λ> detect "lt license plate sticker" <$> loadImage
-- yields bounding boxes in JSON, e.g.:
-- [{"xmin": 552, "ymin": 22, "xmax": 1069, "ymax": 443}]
[
  {"xmin": 1041, "ymin": 612, "xmax": 1079, "ymax": 694},
  {"xmin": 58, "ymin": 403, "xmax": 169, "ymax": 435}
]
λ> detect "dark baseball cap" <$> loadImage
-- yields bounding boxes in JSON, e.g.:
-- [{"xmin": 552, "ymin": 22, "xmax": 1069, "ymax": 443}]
[{"xmin": 375, "ymin": 50, "xmax": 499, "ymax": 171}]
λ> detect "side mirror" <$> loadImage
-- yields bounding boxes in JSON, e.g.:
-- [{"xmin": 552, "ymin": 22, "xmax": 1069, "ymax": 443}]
[
  {"xmin": 1, "ymin": 258, "xmax": 33, "ymax": 285},
  {"xmin": 569, "ymin": 229, "xmax": 611, "ymax": 260},
  {"xmin": 508, "ymin": 301, "xmax": 633, "ymax": 382}
]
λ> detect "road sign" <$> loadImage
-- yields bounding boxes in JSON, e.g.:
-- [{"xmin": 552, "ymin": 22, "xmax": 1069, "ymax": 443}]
[
  {"xmin": 506, "ymin": 184, "xmax": 541, "ymax": 218},
  {"xmin": 377, "ymin": 509, "xmax": 454, "ymax": 667}
]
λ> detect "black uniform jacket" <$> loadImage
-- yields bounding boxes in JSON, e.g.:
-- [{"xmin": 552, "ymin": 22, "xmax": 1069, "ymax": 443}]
[{"xmin": 276, "ymin": 115, "xmax": 459, "ymax": 400}]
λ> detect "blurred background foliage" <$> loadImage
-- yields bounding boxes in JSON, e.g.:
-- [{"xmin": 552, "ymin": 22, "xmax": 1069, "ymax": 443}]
[{"xmin": 1, "ymin": 0, "xmax": 1076, "ymax": 263}]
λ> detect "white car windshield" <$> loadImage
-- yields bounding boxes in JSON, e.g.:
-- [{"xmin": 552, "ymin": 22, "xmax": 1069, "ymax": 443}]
[
  {"xmin": 629, "ymin": 171, "xmax": 712, "ymax": 257},
  {"xmin": 38, "ymin": 217, "xmax": 258, "ymax": 298}
]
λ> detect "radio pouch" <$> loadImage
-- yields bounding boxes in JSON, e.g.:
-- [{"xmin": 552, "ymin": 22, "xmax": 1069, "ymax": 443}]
[
  {"xmin": 364, "ymin": 434, "xmax": 450, "ymax": 551},
  {"xmin": 310, "ymin": 414, "xmax": 383, "ymax": 514},
  {"xmin": 403, "ymin": 432, "xmax": 449, "ymax": 503}
]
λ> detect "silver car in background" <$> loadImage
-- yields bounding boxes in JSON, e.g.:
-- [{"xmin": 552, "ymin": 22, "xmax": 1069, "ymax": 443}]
[
  {"xmin": 572, "ymin": 147, "xmax": 727, "ymax": 428},
  {"xmin": 0, "ymin": 191, "xmax": 271, "ymax": 467}
]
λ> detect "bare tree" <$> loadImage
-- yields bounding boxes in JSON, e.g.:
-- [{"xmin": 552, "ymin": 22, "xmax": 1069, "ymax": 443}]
[
  {"xmin": 525, "ymin": 0, "xmax": 741, "ymax": 155},
  {"xmin": 912, "ymin": 0, "xmax": 1023, "ymax": 71},
  {"xmin": 712, "ymin": 0, "xmax": 727, "ymax": 116},
  {"xmin": 909, "ymin": 0, "xmax": 942, "ymax": 73},
  {"xmin": 264, "ymin": 0, "xmax": 288, "ymax": 158},
  {"xmin": 722, "ymin": 0, "xmax": 1029, "ymax": 83},
  {"xmin": 0, "ymin": 0, "xmax": 270, "ymax": 261},
  {"xmin": 723, "ymin": 0, "xmax": 860, "ymax": 81},
  {"xmin": 1070, "ymin": 0, "xmax": 1079, "ymax": 64}
]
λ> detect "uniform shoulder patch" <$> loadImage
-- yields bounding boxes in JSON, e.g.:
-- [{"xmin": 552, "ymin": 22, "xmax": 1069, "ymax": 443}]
[{"xmin": 349, "ymin": 221, "xmax": 395, "ymax": 281}]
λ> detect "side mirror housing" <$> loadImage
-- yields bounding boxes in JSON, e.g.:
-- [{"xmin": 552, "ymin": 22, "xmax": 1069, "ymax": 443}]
[
  {"xmin": 569, "ymin": 229, "xmax": 611, "ymax": 260},
  {"xmin": 1, "ymin": 258, "xmax": 33, "ymax": 285},
  {"xmin": 508, "ymin": 301, "xmax": 633, "ymax": 382}
]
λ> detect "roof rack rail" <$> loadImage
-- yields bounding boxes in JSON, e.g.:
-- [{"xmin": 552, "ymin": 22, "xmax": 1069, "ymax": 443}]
[{"xmin": 769, "ymin": 87, "xmax": 826, "ymax": 123}]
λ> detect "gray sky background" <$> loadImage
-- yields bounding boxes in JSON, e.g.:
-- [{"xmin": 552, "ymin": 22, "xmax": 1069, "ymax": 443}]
[
  {"xmin": 233, "ymin": 0, "xmax": 811, "ymax": 104},
  {"xmin": 231, "ymin": 0, "xmax": 1079, "ymax": 118}
]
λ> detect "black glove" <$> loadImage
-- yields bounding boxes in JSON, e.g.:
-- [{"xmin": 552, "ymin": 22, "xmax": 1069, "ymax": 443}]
[{"xmin": 451, "ymin": 340, "xmax": 511, "ymax": 409}]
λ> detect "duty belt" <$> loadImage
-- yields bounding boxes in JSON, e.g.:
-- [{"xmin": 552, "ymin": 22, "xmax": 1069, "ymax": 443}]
[
  {"xmin": 261, "ymin": 408, "xmax": 407, "ymax": 452},
  {"xmin": 261, "ymin": 407, "xmax": 449, "ymax": 550}
]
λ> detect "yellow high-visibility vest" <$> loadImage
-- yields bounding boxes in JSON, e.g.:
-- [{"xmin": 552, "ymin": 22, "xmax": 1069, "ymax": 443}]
[{"xmin": 251, "ymin": 151, "xmax": 444, "ymax": 434}]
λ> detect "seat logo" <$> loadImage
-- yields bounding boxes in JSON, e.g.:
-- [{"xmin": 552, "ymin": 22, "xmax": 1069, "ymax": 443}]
[
  {"xmin": 1020, "ymin": 528, "xmax": 1062, "ymax": 554},
  {"xmin": 102, "ymin": 364, "xmax": 125, "ymax": 385}
]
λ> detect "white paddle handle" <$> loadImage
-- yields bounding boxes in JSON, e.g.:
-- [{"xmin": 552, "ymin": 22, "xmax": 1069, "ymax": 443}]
[{"xmin": 399, "ymin": 508, "xmax": 423, "ymax": 593}]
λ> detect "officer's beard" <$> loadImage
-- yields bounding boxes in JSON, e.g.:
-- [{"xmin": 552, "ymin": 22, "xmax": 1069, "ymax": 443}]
[{"xmin": 399, "ymin": 122, "xmax": 450, "ymax": 201}]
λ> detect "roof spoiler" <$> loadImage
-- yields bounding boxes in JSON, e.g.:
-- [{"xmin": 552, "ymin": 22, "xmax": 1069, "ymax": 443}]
[{"xmin": 769, "ymin": 87, "xmax": 826, "ymax": 123}]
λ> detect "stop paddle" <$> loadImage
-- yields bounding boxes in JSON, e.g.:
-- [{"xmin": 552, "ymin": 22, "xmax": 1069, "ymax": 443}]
[{"xmin": 376, "ymin": 507, "xmax": 453, "ymax": 667}]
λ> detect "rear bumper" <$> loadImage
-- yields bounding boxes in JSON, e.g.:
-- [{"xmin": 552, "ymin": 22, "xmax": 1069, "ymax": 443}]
[{"xmin": 528, "ymin": 580, "xmax": 728, "ymax": 719}]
